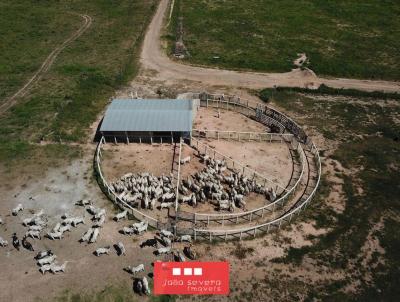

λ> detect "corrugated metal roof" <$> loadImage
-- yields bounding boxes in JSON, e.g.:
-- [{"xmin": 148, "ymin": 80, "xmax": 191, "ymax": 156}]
[{"xmin": 100, "ymin": 99, "xmax": 193, "ymax": 132}]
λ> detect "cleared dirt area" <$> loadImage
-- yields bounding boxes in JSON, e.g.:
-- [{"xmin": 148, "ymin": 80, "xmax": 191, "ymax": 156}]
[
  {"xmin": 101, "ymin": 143, "xmax": 177, "ymax": 182},
  {"xmin": 194, "ymin": 107, "xmax": 266, "ymax": 132},
  {"xmin": 0, "ymin": 150, "xmax": 156, "ymax": 302},
  {"xmin": 99, "ymin": 106, "xmax": 292, "ymax": 219},
  {"xmin": 202, "ymin": 140, "xmax": 292, "ymax": 188}
]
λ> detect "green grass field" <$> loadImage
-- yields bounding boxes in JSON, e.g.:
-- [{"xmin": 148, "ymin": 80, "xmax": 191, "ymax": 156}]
[
  {"xmin": 0, "ymin": 0, "xmax": 158, "ymax": 162},
  {"xmin": 167, "ymin": 0, "xmax": 400, "ymax": 80},
  {"xmin": 264, "ymin": 91, "xmax": 400, "ymax": 300}
]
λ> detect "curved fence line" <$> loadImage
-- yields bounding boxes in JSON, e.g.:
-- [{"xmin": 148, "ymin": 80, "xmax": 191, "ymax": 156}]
[
  {"xmin": 190, "ymin": 137, "xmax": 289, "ymax": 192},
  {"xmin": 187, "ymin": 137, "xmax": 306, "ymax": 224},
  {"xmin": 94, "ymin": 91, "xmax": 321, "ymax": 240},
  {"xmin": 192, "ymin": 142, "xmax": 321, "ymax": 241},
  {"xmin": 94, "ymin": 136, "xmax": 160, "ymax": 228},
  {"xmin": 192, "ymin": 129, "xmax": 293, "ymax": 142},
  {"xmin": 185, "ymin": 92, "xmax": 306, "ymax": 142}
]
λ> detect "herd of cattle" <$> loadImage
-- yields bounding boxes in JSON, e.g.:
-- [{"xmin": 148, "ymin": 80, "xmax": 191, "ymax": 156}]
[
  {"xmin": 111, "ymin": 152, "xmax": 277, "ymax": 214},
  {"xmin": 0, "ymin": 199, "xmax": 197, "ymax": 296}
]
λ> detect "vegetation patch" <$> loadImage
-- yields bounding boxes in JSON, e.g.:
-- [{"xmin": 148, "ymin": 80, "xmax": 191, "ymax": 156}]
[
  {"xmin": 168, "ymin": 0, "xmax": 400, "ymax": 80},
  {"xmin": 0, "ymin": 0, "xmax": 158, "ymax": 160},
  {"xmin": 267, "ymin": 90, "xmax": 400, "ymax": 300}
]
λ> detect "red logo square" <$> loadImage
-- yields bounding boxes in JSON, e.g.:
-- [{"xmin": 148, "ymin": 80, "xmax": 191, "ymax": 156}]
[{"xmin": 154, "ymin": 262, "xmax": 230, "ymax": 295}]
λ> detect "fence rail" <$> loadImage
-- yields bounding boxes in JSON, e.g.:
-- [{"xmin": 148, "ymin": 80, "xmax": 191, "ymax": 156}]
[
  {"xmin": 94, "ymin": 136, "xmax": 161, "ymax": 228},
  {"xmin": 192, "ymin": 129, "xmax": 293, "ymax": 142},
  {"xmin": 184, "ymin": 137, "xmax": 306, "ymax": 226},
  {"xmin": 94, "ymin": 92, "xmax": 321, "ymax": 240},
  {"xmin": 192, "ymin": 142, "xmax": 321, "ymax": 241}
]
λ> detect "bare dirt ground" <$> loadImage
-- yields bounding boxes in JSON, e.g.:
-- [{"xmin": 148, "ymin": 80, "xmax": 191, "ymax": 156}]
[
  {"xmin": 0, "ymin": 147, "xmax": 157, "ymax": 302},
  {"xmin": 141, "ymin": 0, "xmax": 400, "ymax": 93},
  {"xmin": 201, "ymin": 140, "xmax": 292, "ymax": 188},
  {"xmin": 101, "ymin": 143, "xmax": 177, "ymax": 182},
  {"xmin": 194, "ymin": 107, "xmax": 267, "ymax": 132},
  {"xmin": 99, "ymin": 107, "xmax": 292, "ymax": 220}
]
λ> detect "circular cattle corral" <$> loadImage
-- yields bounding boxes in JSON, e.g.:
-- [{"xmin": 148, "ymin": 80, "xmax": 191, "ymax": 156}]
[{"xmin": 96, "ymin": 93, "xmax": 321, "ymax": 242}]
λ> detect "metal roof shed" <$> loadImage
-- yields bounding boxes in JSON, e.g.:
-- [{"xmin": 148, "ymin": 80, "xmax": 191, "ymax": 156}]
[{"xmin": 100, "ymin": 99, "xmax": 194, "ymax": 133}]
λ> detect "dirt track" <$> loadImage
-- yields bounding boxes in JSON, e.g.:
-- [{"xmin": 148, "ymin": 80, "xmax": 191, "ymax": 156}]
[
  {"xmin": 0, "ymin": 14, "xmax": 92, "ymax": 115},
  {"xmin": 140, "ymin": 0, "xmax": 400, "ymax": 93}
]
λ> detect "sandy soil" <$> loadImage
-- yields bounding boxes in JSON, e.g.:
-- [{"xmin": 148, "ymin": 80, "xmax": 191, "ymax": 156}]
[
  {"xmin": 101, "ymin": 143, "xmax": 177, "ymax": 182},
  {"xmin": 194, "ymin": 107, "xmax": 267, "ymax": 132},
  {"xmin": 202, "ymin": 140, "xmax": 292, "ymax": 188},
  {"xmin": 140, "ymin": 0, "xmax": 400, "ymax": 93},
  {"xmin": 0, "ymin": 148, "xmax": 155, "ymax": 302}
]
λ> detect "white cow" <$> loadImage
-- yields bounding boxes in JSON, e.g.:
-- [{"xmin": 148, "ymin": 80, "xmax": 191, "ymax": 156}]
[
  {"xmin": 113, "ymin": 210, "xmax": 128, "ymax": 221},
  {"xmin": 89, "ymin": 228, "xmax": 99, "ymax": 243},
  {"xmin": 161, "ymin": 236, "xmax": 172, "ymax": 247},
  {"xmin": 23, "ymin": 217, "xmax": 46, "ymax": 227},
  {"xmin": 37, "ymin": 255, "xmax": 57, "ymax": 266},
  {"xmin": 86, "ymin": 205, "xmax": 101, "ymax": 215},
  {"xmin": 125, "ymin": 263, "xmax": 144, "ymax": 274},
  {"xmin": 71, "ymin": 217, "xmax": 85, "ymax": 227},
  {"xmin": 142, "ymin": 276, "xmax": 151, "ymax": 295},
  {"xmin": 28, "ymin": 225, "xmax": 43, "ymax": 232},
  {"xmin": 80, "ymin": 228, "xmax": 94, "ymax": 243},
  {"xmin": 94, "ymin": 246, "xmax": 111, "ymax": 256},
  {"xmin": 156, "ymin": 246, "xmax": 171, "ymax": 255},
  {"xmin": 94, "ymin": 209, "xmax": 106, "ymax": 220},
  {"xmin": 160, "ymin": 202, "xmax": 174, "ymax": 209},
  {"xmin": 93, "ymin": 215, "xmax": 105, "ymax": 228},
  {"xmin": 161, "ymin": 193, "xmax": 174, "ymax": 202},
  {"xmin": 25, "ymin": 230, "xmax": 41, "ymax": 240},
  {"xmin": 12, "ymin": 204, "xmax": 24, "ymax": 216},
  {"xmin": 180, "ymin": 156, "xmax": 191, "ymax": 165},
  {"xmin": 39, "ymin": 264, "xmax": 52, "ymax": 274},
  {"xmin": 35, "ymin": 250, "xmax": 53, "ymax": 260},
  {"xmin": 59, "ymin": 224, "xmax": 72, "ymax": 234},
  {"xmin": 46, "ymin": 231, "xmax": 62, "ymax": 240},
  {"xmin": 150, "ymin": 198, "xmax": 157, "ymax": 210},
  {"xmin": 50, "ymin": 261, "xmax": 67, "ymax": 274},
  {"xmin": 52, "ymin": 222, "xmax": 61, "ymax": 233},
  {"xmin": 134, "ymin": 221, "xmax": 148, "ymax": 234},
  {"xmin": 0, "ymin": 237, "xmax": 8, "ymax": 247},
  {"xmin": 121, "ymin": 226, "xmax": 135, "ymax": 235},
  {"xmin": 160, "ymin": 229, "xmax": 173, "ymax": 238},
  {"xmin": 179, "ymin": 235, "xmax": 192, "ymax": 243}
]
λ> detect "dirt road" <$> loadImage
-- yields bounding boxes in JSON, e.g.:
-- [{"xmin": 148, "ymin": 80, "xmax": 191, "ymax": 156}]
[
  {"xmin": 0, "ymin": 14, "xmax": 92, "ymax": 115},
  {"xmin": 140, "ymin": 0, "xmax": 400, "ymax": 93}
]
